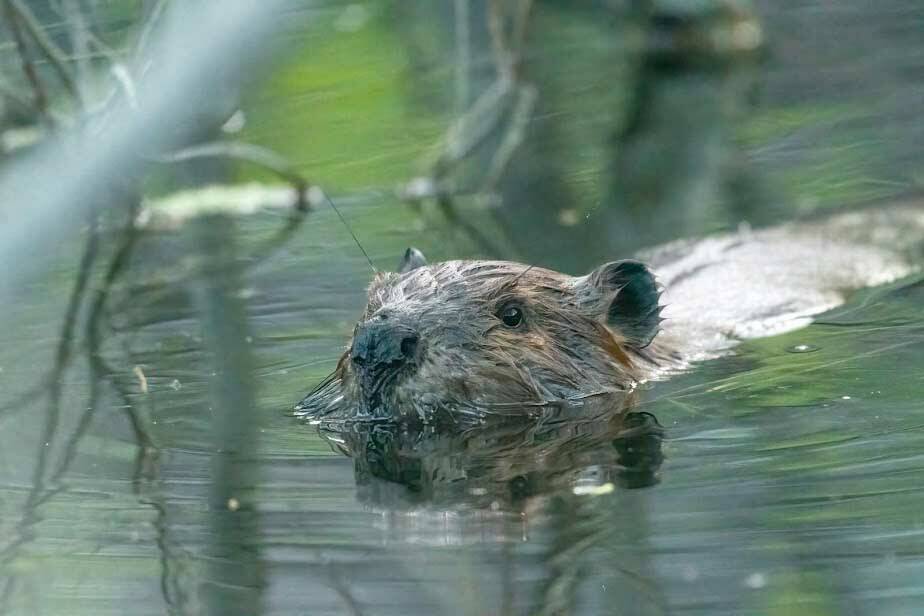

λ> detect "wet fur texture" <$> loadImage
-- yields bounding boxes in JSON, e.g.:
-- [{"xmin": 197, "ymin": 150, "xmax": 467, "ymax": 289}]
[{"xmin": 297, "ymin": 259, "xmax": 668, "ymax": 418}]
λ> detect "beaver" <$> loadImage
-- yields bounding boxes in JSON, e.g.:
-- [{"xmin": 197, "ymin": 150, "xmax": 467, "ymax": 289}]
[
  {"xmin": 296, "ymin": 249, "xmax": 673, "ymax": 419},
  {"xmin": 296, "ymin": 203, "xmax": 924, "ymax": 420}
]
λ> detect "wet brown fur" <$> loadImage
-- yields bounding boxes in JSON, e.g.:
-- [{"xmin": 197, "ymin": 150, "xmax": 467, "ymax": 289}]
[{"xmin": 297, "ymin": 258, "xmax": 663, "ymax": 418}]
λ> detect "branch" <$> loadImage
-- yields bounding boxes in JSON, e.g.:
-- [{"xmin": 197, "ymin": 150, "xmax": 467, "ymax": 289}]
[
  {"xmin": 3, "ymin": 0, "xmax": 51, "ymax": 121},
  {"xmin": 154, "ymin": 141, "xmax": 311, "ymax": 210},
  {"xmin": 6, "ymin": 0, "xmax": 82, "ymax": 103},
  {"xmin": 401, "ymin": 0, "xmax": 537, "ymax": 258}
]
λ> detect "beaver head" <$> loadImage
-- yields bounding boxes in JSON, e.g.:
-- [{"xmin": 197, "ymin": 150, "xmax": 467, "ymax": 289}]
[{"xmin": 296, "ymin": 248, "xmax": 663, "ymax": 418}]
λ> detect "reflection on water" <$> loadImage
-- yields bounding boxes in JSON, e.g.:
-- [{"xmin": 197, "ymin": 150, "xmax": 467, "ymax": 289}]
[
  {"xmin": 7, "ymin": 219, "xmax": 924, "ymax": 615},
  {"xmin": 312, "ymin": 400, "xmax": 663, "ymax": 513},
  {"xmin": 3, "ymin": 1, "xmax": 924, "ymax": 615},
  {"xmin": 2, "ymin": 216, "xmax": 924, "ymax": 616}
]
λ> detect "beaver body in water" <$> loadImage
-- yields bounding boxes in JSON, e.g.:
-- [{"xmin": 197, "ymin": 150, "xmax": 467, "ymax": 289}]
[{"xmin": 296, "ymin": 204, "xmax": 924, "ymax": 420}]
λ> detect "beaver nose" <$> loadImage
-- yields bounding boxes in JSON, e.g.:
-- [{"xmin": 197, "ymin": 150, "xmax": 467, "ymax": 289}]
[{"xmin": 350, "ymin": 321, "xmax": 419, "ymax": 369}]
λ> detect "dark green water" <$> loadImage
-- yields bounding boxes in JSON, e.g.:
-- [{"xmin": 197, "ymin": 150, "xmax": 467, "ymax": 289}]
[{"xmin": 2, "ymin": 1, "xmax": 924, "ymax": 614}]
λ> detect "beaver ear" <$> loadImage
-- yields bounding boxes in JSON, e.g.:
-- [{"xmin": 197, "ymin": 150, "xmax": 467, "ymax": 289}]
[
  {"xmin": 589, "ymin": 260, "xmax": 661, "ymax": 348},
  {"xmin": 397, "ymin": 247, "xmax": 427, "ymax": 273}
]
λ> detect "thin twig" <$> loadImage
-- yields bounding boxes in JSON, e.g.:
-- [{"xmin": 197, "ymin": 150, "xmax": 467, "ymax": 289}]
[
  {"xmin": 0, "ymin": 218, "xmax": 98, "ymax": 419},
  {"xmin": 487, "ymin": 0, "xmax": 512, "ymax": 81},
  {"xmin": 481, "ymin": 83, "xmax": 537, "ymax": 193},
  {"xmin": 133, "ymin": 0, "xmax": 168, "ymax": 61},
  {"xmin": 487, "ymin": 0, "xmax": 533, "ymax": 81},
  {"xmin": 154, "ymin": 142, "xmax": 379, "ymax": 271},
  {"xmin": 0, "ymin": 213, "xmax": 107, "ymax": 563},
  {"xmin": 511, "ymin": 0, "xmax": 534, "ymax": 60},
  {"xmin": 152, "ymin": 493, "xmax": 186, "ymax": 614},
  {"xmin": 155, "ymin": 141, "xmax": 309, "ymax": 209},
  {"xmin": 86, "ymin": 198, "xmax": 159, "ymax": 487},
  {"xmin": 73, "ymin": 0, "xmax": 119, "ymax": 58},
  {"xmin": 435, "ymin": 78, "xmax": 512, "ymax": 176},
  {"xmin": 3, "ymin": 0, "xmax": 51, "ymax": 121},
  {"xmin": 111, "ymin": 184, "xmax": 357, "ymax": 316},
  {"xmin": 95, "ymin": 259, "xmax": 183, "ymax": 612},
  {"xmin": 404, "ymin": 0, "xmax": 537, "ymax": 258},
  {"xmin": 36, "ymin": 214, "xmax": 101, "ymax": 489},
  {"xmin": 7, "ymin": 0, "xmax": 82, "ymax": 103},
  {"xmin": 0, "ymin": 213, "xmax": 101, "ymax": 564},
  {"xmin": 62, "ymin": 0, "xmax": 90, "ymax": 100},
  {"xmin": 51, "ymin": 215, "xmax": 101, "ymax": 406}
]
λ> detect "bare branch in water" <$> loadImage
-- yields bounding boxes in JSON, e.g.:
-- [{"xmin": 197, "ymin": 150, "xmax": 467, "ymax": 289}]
[
  {"xmin": 481, "ymin": 83, "xmax": 537, "ymax": 195},
  {"xmin": 5, "ymin": 0, "xmax": 82, "ymax": 104},
  {"xmin": 152, "ymin": 139, "xmax": 362, "ymax": 270},
  {"xmin": 3, "ymin": 0, "xmax": 51, "ymax": 122},
  {"xmin": 133, "ymin": 0, "xmax": 169, "ymax": 61},
  {"xmin": 155, "ymin": 141, "xmax": 311, "ymax": 209},
  {"xmin": 400, "ymin": 0, "xmax": 537, "ymax": 258},
  {"xmin": 0, "ymin": 1, "xmax": 303, "ymax": 613},
  {"xmin": 153, "ymin": 141, "xmax": 380, "ymax": 271},
  {"xmin": 0, "ymin": 214, "xmax": 100, "ymax": 560},
  {"xmin": 59, "ymin": 0, "xmax": 96, "ymax": 100},
  {"xmin": 84, "ymin": 197, "xmax": 162, "ymax": 488},
  {"xmin": 38, "ymin": 213, "xmax": 102, "ymax": 488},
  {"xmin": 0, "ymin": 195, "xmax": 159, "ymax": 576}
]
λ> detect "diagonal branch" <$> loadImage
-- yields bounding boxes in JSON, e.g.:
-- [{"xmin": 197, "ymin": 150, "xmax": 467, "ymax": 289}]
[
  {"xmin": 3, "ymin": 0, "xmax": 51, "ymax": 121},
  {"xmin": 6, "ymin": 0, "xmax": 82, "ymax": 103}
]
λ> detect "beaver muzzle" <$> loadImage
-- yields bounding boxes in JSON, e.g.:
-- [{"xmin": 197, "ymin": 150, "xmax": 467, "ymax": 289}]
[{"xmin": 350, "ymin": 319, "xmax": 419, "ymax": 412}]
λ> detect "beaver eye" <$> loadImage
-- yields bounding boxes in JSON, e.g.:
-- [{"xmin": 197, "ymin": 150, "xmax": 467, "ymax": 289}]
[{"xmin": 498, "ymin": 304, "xmax": 524, "ymax": 328}]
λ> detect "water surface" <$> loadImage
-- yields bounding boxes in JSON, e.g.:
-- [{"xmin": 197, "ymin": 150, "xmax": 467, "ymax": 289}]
[{"xmin": 2, "ymin": 1, "xmax": 924, "ymax": 615}]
